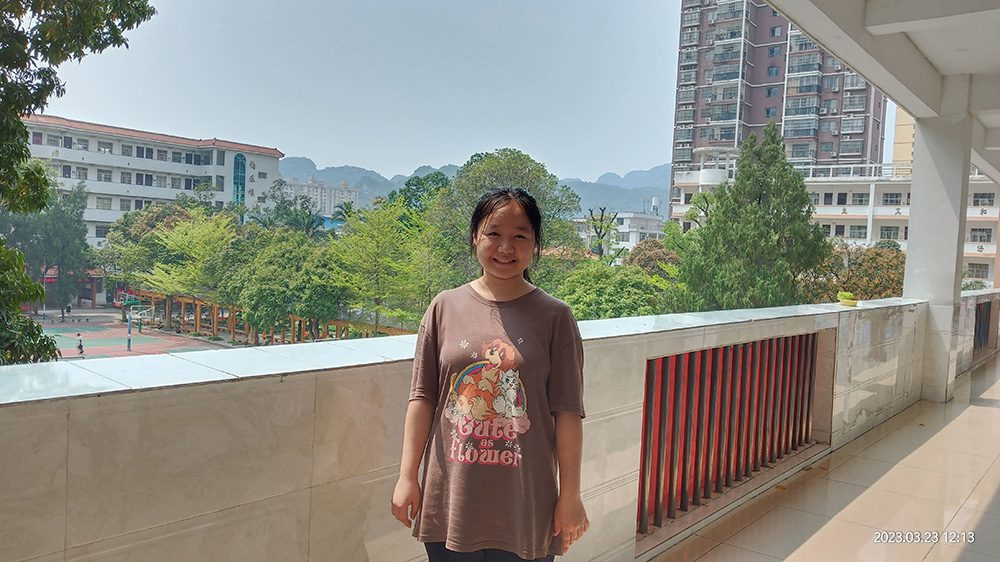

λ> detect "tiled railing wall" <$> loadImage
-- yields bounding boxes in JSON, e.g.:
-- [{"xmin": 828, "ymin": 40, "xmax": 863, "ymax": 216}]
[{"xmin": 2, "ymin": 295, "xmax": 998, "ymax": 562}]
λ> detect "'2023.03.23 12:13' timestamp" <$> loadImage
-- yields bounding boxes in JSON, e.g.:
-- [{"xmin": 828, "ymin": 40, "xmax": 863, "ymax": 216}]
[{"xmin": 873, "ymin": 530, "xmax": 975, "ymax": 544}]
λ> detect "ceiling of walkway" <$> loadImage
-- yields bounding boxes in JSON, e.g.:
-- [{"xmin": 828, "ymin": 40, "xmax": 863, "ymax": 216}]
[{"xmin": 769, "ymin": 0, "xmax": 1000, "ymax": 181}]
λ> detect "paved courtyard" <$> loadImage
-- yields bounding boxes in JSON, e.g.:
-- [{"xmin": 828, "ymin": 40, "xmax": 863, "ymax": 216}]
[{"xmin": 38, "ymin": 308, "xmax": 226, "ymax": 359}]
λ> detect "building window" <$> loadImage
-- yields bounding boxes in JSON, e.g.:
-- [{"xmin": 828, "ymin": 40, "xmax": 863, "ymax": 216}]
[
  {"xmin": 172, "ymin": 151, "xmax": 182, "ymax": 163},
  {"xmin": 809, "ymin": 192, "xmax": 820, "ymax": 205},
  {"xmin": 770, "ymin": 26, "xmax": 783, "ymax": 37},
  {"xmin": 95, "ymin": 196, "xmax": 112, "ymax": 210},
  {"xmin": 880, "ymin": 226, "xmax": 900, "ymax": 240},
  {"xmin": 156, "ymin": 149, "xmax": 168, "ymax": 161},
  {"xmin": 46, "ymin": 134, "xmax": 61, "ymax": 146},
  {"xmin": 971, "ymin": 228, "xmax": 993, "ymax": 243},
  {"xmin": 973, "ymin": 192, "xmax": 995, "ymax": 206},
  {"xmin": 766, "ymin": 86, "xmax": 779, "ymax": 97},
  {"xmin": 171, "ymin": 177, "xmax": 182, "ymax": 189},
  {"xmin": 95, "ymin": 225, "xmax": 110, "ymax": 239},
  {"xmin": 883, "ymin": 192, "xmax": 902, "ymax": 205},
  {"xmin": 76, "ymin": 167, "xmax": 88, "ymax": 181},
  {"xmin": 120, "ymin": 171, "xmax": 132, "ymax": 184},
  {"xmin": 824, "ymin": 76, "xmax": 841, "ymax": 91},
  {"xmin": 98, "ymin": 141, "xmax": 113, "ymax": 154},
  {"xmin": 836, "ymin": 193, "xmax": 848, "ymax": 205},
  {"xmin": 31, "ymin": 132, "xmax": 42, "ymax": 144},
  {"xmin": 97, "ymin": 169, "xmax": 112, "ymax": 183},
  {"xmin": 839, "ymin": 139, "xmax": 863, "ymax": 154},
  {"xmin": 765, "ymin": 107, "xmax": 777, "ymax": 118},
  {"xmin": 258, "ymin": 172, "xmax": 267, "ymax": 180},
  {"xmin": 834, "ymin": 225, "xmax": 845, "ymax": 237},
  {"xmin": 821, "ymin": 224, "xmax": 831, "ymax": 236},
  {"xmin": 617, "ymin": 231, "xmax": 630, "ymax": 243},
  {"xmin": 121, "ymin": 144, "xmax": 133, "ymax": 157},
  {"xmin": 184, "ymin": 178, "xmax": 194, "ymax": 190},
  {"xmin": 849, "ymin": 225, "xmax": 867, "ymax": 239},
  {"xmin": 968, "ymin": 263, "xmax": 989, "ymax": 279},
  {"xmin": 851, "ymin": 193, "xmax": 869, "ymax": 206},
  {"xmin": 820, "ymin": 142, "xmax": 834, "ymax": 153},
  {"xmin": 136, "ymin": 173, "xmax": 152, "ymax": 186},
  {"xmin": 767, "ymin": 66, "xmax": 780, "ymax": 77},
  {"xmin": 120, "ymin": 199, "xmax": 132, "ymax": 211},
  {"xmin": 144, "ymin": 146, "xmax": 154, "ymax": 159},
  {"xmin": 75, "ymin": 139, "xmax": 89, "ymax": 151},
  {"xmin": 791, "ymin": 143, "xmax": 814, "ymax": 158},
  {"xmin": 768, "ymin": 45, "xmax": 782, "ymax": 57},
  {"xmin": 155, "ymin": 175, "xmax": 167, "ymax": 188},
  {"xmin": 841, "ymin": 117, "xmax": 865, "ymax": 133},
  {"xmin": 824, "ymin": 193, "xmax": 834, "ymax": 205},
  {"xmin": 216, "ymin": 149, "xmax": 226, "ymax": 166}
]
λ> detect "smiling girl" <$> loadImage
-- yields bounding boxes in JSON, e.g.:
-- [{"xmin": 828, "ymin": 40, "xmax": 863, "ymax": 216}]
[{"xmin": 392, "ymin": 188, "xmax": 588, "ymax": 561}]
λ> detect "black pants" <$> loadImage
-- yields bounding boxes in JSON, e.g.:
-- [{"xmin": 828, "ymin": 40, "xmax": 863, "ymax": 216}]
[{"xmin": 425, "ymin": 542, "xmax": 555, "ymax": 562}]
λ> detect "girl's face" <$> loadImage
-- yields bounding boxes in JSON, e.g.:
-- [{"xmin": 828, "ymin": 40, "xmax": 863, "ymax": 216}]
[{"xmin": 472, "ymin": 200, "xmax": 536, "ymax": 283}]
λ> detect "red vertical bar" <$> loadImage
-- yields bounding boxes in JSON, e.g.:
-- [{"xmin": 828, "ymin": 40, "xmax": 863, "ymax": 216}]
[
  {"xmin": 647, "ymin": 358, "xmax": 662, "ymax": 520},
  {"xmin": 661, "ymin": 356, "xmax": 677, "ymax": 522},
  {"xmin": 690, "ymin": 351, "xmax": 701, "ymax": 504},
  {"xmin": 786, "ymin": 336, "xmax": 797, "ymax": 454},
  {"xmin": 677, "ymin": 353, "xmax": 688, "ymax": 508},
  {"xmin": 778, "ymin": 336, "xmax": 790, "ymax": 458},
  {"xmin": 732, "ymin": 343, "xmax": 744, "ymax": 481},
  {"xmin": 722, "ymin": 345, "xmax": 733, "ymax": 487},
  {"xmin": 746, "ymin": 341, "xmax": 760, "ymax": 474},
  {"xmin": 792, "ymin": 334, "xmax": 804, "ymax": 449},
  {"xmin": 703, "ymin": 348, "xmax": 716, "ymax": 500},
  {"xmin": 770, "ymin": 338, "xmax": 783, "ymax": 464}
]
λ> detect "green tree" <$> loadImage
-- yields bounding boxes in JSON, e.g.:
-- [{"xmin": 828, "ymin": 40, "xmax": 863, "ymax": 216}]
[
  {"xmin": 623, "ymin": 238, "xmax": 678, "ymax": 279},
  {"xmin": 424, "ymin": 148, "xmax": 583, "ymax": 294},
  {"xmin": 677, "ymin": 123, "xmax": 831, "ymax": 310},
  {"xmin": 332, "ymin": 199, "xmax": 418, "ymax": 334},
  {"xmin": 0, "ymin": 181, "xmax": 92, "ymax": 313},
  {"xmin": 139, "ymin": 208, "xmax": 236, "ymax": 301},
  {"xmin": 0, "ymin": 1, "xmax": 155, "ymax": 362},
  {"xmin": 249, "ymin": 180, "xmax": 326, "ymax": 239},
  {"xmin": 553, "ymin": 261, "xmax": 659, "ymax": 320},
  {"xmin": 388, "ymin": 171, "xmax": 451, "ymax": 212},
  {"xmin": 801, "ymin": 240, "xmax": 906, "ymax": 303}
]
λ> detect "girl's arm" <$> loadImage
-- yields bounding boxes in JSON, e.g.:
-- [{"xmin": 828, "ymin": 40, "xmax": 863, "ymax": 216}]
[
  {"xmin": 553, "ymin": 411, "xmax": 589, "ymax": 552},
  {"xmin": 391, "ymin": 398, "xmax": 435, "ymax": 528}
]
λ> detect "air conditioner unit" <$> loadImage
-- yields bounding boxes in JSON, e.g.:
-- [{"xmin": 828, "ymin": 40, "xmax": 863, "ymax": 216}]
[
  {"xmin": 831, "ymin": 109, "xmax": 838, "ymax": 114},
  {"xmin": 830, "ymin": 152, "xmax": 838, "ymax": 157},
  {"xmin": 832, "ymin": 87, "xmax": 840, "ymax": 92},
  {"xmin": 832, "ymin": 131, "xmax": 839, "ymax": 136},
  {"xmin": 706, "ymin": 38, "xmax": 714, "ymax": 45},
  {"xmin": 819, "ymin": 108, "xmax": 828, "ymax": 115}
]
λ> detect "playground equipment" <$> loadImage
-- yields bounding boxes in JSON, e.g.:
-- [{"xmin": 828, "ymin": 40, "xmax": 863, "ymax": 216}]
[
  {"xmin": 126, "ymin": 305, "xmax": 153, "ymax": 351},
  {"xmin": 114, "ymin": 291, "xmax": 142, "ymax": 308}
]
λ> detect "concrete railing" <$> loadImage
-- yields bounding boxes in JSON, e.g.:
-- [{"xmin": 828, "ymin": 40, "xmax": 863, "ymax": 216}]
[{"xmin": 1, "ymin": 293, "xmax": 998, "ymax": 562}]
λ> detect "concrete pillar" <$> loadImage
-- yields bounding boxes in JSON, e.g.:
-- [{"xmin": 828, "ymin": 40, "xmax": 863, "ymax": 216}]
[{"xmin": 902, "ymin": 76, "xmax": 974, "ymax": 402}]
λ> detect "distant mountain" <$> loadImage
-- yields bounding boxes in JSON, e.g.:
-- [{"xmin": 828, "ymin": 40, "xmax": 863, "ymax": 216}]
[
  {"xmin": 596, "ymin": 163, "xmax": 671, "ymax": 190},
  {"xmin": 279, "ymin": 157, "xmax": 397, "ymax": 206},
  {"xmin": 561, "ymin": 179, "xmax": 669, "ymax": 216},
  {"xmin": 280, "ymin": 156, "xmax": 670, "ymax": 215},
  {"xmin": 390, "ymin": 164, "xmax": 461, "ymax": 187}
]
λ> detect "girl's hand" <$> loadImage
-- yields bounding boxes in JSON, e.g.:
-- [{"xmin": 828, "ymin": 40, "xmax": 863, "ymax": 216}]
[
  {"xmin": 552, "ymin": 494, "xmax": 589, "ymax": 552},
  {"xmin": 391, "ymin": 476, "xmax": 422, "ymax": 528}
]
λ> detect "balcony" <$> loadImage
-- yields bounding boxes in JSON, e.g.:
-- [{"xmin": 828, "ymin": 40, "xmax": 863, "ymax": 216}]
[{"xmin": 2, "ymin": 291, "xmax": 998, "ymax": 561}]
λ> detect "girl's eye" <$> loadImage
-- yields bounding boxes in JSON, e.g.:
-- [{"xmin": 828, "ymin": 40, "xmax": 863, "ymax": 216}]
[{"xmin": 515, "ymin": 234, "xmax": 528, "ymax": 239}]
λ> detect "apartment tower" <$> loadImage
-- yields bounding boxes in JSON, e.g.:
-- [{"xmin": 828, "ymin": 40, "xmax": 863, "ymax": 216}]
[{"xmin": 672, "ymin": 0, "xmax": 887, "ymax": 178}]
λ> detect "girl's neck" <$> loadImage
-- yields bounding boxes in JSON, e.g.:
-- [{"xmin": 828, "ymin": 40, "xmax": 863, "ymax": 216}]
[{"xmin": 471, "ymin": 275, "xmax": 535, "ymax": 302}]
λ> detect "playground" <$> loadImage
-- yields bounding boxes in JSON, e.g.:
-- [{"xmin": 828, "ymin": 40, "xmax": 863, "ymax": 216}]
[{"xmin": 40, "ymin": 308, "xmax": 227, "ymax": 359}]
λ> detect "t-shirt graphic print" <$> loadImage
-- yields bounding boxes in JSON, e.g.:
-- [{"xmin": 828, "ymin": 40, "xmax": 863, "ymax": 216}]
[{"xmin": 447, "ymin": 338, "xmax": 530, "ymax": 468}]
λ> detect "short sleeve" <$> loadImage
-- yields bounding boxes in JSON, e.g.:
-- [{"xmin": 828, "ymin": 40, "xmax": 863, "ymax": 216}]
[
  {"xmin": 409, "ymin": 299, "xmax": 440, "ymax": 403},
  {"xmin": 548, "ymin": 305, "xmax": 585, "ymax": 418}
]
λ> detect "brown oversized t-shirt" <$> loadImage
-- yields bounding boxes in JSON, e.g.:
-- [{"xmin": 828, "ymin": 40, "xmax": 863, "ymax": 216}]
[{"xmin": 409, "ymin": 283, "xmax": 585, "ymax": 559}]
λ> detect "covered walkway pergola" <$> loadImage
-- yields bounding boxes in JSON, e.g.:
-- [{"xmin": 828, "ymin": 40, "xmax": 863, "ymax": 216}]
[{"xmin": 769, "ymin": 0, "xmax": 1000, "ymax": 404}]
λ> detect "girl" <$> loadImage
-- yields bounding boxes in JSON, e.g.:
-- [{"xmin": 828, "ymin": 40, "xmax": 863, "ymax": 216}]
[{"xmin": 392, "ymin": 188, "xmax": 588, "ymax": 561}]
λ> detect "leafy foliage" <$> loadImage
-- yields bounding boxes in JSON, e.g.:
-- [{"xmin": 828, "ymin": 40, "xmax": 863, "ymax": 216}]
[
  {"xmin": 553, "ymin": 261, "xmax": 659, "ymax": 320},
  {"xmin": 674, "ymin": 123, "xmax": 831, "ymax": 311},
  {"xmin": 0, "ymin": 180, "xmax": 92, "ymax": 310},
  {"xmin": 623, "ymin": 238, "xmax": 678, "ymax": 278},
  {"xmin": 801, "ymin": 240, "xmax": 905, "ymax": 302},
  {"xmin": 0, "ymin": 0, "xmax": 155, "ymax": 363}
]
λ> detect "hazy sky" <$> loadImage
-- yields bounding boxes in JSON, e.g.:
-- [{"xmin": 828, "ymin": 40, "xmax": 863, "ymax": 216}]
[{"xmin": 45, "ymin": 0, "xmax": 680, "ymax": 181}]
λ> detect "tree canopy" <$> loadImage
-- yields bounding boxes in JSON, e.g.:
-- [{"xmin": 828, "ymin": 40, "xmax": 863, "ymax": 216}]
[
  {"xmin": 673, "ymin": 122, "xmax": 831, "ymax": 311},
  {"xmin": 1, "ymin": 0, "xmax": 155, "ymax": 363}
]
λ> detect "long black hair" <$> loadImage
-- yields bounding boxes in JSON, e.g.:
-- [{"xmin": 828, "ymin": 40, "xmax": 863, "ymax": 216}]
[{"xmin": 469, "ymin": 188, "xmax": 543, "ymax": 282}]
